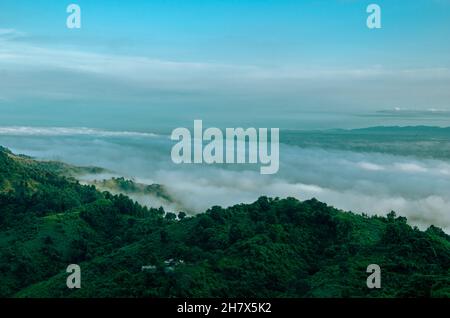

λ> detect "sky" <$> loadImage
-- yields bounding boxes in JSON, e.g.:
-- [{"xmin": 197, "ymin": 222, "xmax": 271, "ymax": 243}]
[
  {"xmin": 1, "ymin": 1, "xmax": 450, "ymax": 231},
  {"xmin": 0, "ymin": 0, "xmax": 450, "ymax": 130}
]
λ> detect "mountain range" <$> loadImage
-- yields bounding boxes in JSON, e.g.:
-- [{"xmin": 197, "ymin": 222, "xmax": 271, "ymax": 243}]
[{"xmin": 0, "ymin": 146, "xmax": 449, "ymax": 297}]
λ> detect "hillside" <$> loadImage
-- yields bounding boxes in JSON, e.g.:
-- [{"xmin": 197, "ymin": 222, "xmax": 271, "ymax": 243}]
[
  {"xmin": 0, "ymin": 146, "xmax": 449, "ymax": 298},
  {"xmin": 90, "ymin": 177, "xmax": 176, "ymax": 205}
]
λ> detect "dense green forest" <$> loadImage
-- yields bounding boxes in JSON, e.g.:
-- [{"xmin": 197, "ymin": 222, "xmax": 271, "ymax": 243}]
[{"xmin": 0, "ymin": 146, "xmax": 449, "ymax": 298}]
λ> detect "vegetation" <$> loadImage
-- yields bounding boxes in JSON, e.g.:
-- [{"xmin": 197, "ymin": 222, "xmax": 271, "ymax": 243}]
[
  {"xmin": 91, "ymin": 177, "xmax": 174, "ymax": 203},
  {"xmin": 0, "ymin": 146, "xmax": 449, "ymax": 298}
]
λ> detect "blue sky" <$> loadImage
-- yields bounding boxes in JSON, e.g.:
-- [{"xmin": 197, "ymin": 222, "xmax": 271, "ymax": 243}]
[
  {"xmin": 0, "ymin": 0, "xmax": 450, "ymax": 129},
  {"xmin": 2, "ymin": 0, "xmax": 450, "ymax": 66}
]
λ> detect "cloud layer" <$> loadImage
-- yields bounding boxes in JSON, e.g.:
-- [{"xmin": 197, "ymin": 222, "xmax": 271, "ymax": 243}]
[
  {"xmin": 1, "ymin": 127, "xmax": 449, "ymax": 232},
  {"xmin": 1, "ymin": 28, "xmax": 450, "ymax": 112}
]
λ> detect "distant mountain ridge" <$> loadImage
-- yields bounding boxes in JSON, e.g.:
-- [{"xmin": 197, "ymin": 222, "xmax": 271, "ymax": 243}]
[{"xmin": 281, "ymin": 126, "xmax": 450, "ymax": 160}]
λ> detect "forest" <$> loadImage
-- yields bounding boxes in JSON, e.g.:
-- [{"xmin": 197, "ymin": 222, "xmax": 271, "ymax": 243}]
[{"xmin": 0, "ymin": 146, "xmax": 449, "ymax": 298}]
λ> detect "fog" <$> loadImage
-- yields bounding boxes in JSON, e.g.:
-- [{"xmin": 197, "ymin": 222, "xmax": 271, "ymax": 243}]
[{"xmin": 1, "ymin": 126, "xmax": 449, "ymax": 232}]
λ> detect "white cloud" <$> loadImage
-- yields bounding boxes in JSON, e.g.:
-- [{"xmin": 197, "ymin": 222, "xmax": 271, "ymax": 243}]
[
  {"xmin": 394, "ymin": 163, "xmax": 428, "ymax": 173},
  {"xmin": 357, "ymin": 162, "xmax": 385, "ymax": 171},
  {"xmin": 1, "ymin": 28, "xmax": 450, "ymax": 110},
  {"xmin": 2, "ymin": 129, "xmax": 450, "ymax": 232},
  {"xmin": 0, "ymin": 28, "xmax": 25, "ymax": 39},
  {"xmin": 0, "ymin": 126, "xmax": 158, "ymax": 137}
]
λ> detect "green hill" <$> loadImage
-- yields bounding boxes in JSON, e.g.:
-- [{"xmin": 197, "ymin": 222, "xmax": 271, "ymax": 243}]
[
  {"xmin": 90, "ymin": 177, "xmax": 175, "ymax": 204},
  {"xmin": 0, "ymin": 146, "xmax": 449, "ymax": 298}
]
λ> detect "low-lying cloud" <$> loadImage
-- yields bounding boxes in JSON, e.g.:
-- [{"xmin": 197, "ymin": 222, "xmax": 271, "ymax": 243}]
[{"xmin": 1, "ymin": 127, "xmax": 449, "ymax": 233}]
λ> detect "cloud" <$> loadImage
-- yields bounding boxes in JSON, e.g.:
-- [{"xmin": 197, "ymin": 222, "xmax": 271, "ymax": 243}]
[
  {"xmin": 357, "ymin": 162, "xmax": 385, "ymax": 171},
  {"xmin": 1, "ymin": 128, "xmax": 450, "ymax": 233},
  {"xmin": 0, "ymin": 28, "xmax": 25, "ymax": 39},
  {"xmin": 394, "ymin": 163, "xmax": 428, "ymax": 173},
  {"xmin": 1, "ymin": 28, "xmax": 450, "ymax": 111},
  {"xmin": 0, "ymin": 126, "xmax": 158, "ymax": 137}
]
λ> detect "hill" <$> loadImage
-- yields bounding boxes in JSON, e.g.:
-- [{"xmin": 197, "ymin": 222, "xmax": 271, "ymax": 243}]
[
  {"xmin": 90, "ymin": 177, "xmax": 176, "ymax": 205},
  {"xmin": 0, "ymin": 146, "xmax": 449, "ymax": 297}
]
